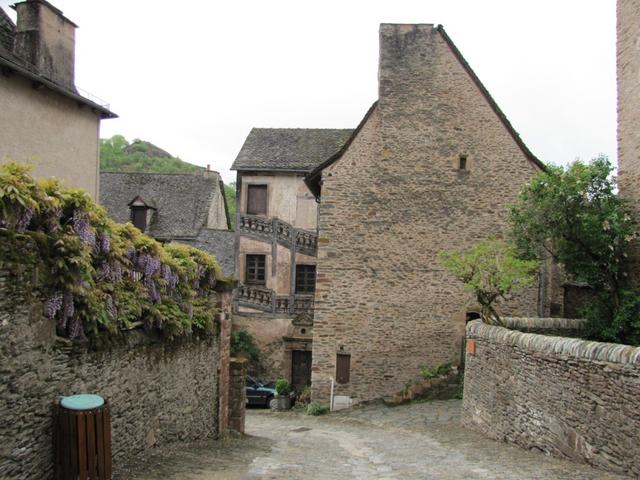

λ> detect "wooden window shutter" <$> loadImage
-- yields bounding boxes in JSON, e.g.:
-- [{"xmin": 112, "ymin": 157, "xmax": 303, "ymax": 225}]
[
  {"xmin": 131, "ymin": 207, "xmax": 147, "ymax": 232},
  {"xmin": 336, "ymin": 353, "xmax": 351, "ymax": 384},
  {"xmin": 247, "ymin": 185, "xmax": 267, "ymax": 215}
]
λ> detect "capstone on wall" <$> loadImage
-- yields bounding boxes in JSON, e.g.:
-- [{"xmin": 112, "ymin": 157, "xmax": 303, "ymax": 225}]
[
  {"xmin": 311, "ymin": 24, "xmax": 543, "ymax": 404},
  {"xmin": 0, "ymin": 273, "xmax": 224, "ymax": 480},
  {"xmin": 0, "ymin": 74, "xmax": 101, "ymax": 199},
  {"xmin": 463, "ymin": 320, "xmax": 640, "ymax": 477}
]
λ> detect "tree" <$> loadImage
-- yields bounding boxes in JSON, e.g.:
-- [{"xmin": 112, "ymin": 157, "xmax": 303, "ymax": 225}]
[
  {"xmin": 223, "ymin": 182, "xmax": 236, "ymax": 229},
  {"xmin": 439, "ymin": 238, "xmax": 539, "ymax": 325},
  {"xmin": 510, "ymin": 156, "xmax": 640, "ymax": 344}
]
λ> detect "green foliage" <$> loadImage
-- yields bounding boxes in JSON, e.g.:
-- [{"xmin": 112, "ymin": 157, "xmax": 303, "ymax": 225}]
[
  {"xmin": 582, "ymin": 290, "xmax": 640, "ymax": 345},
  {"xmin": 420, "ymin": 363, "xmax": 452, "ymax": 380},
  {"xmin": 100, "ymin": 135, "xmax": 203, "ymax": 174},
  {"xmin": 296, "ymin": 386, "xmax": 312, "ymax": 406},
  {"xmin": 230, "ymin": 328, "xmax": 261, "ymax": 366},
  {"xmin": 275, "ymin": 378, "xmax": 292, "ymax": 396},
  {"xmin": 439, "ymin": 238, "xmax": 539, "ymax": 325},
  {"xmin": 510, "ymin": 156, "xmax": 639, "ymax": 345},
  {"xmin": 305, "ymin": 401, "xmax": 329, "ymax": 416},
  {"xmin": 223, "ymin": 182, "xmax": 236, "ymax": 229},
  {"xmin": 510, "ymin": 156, "xmax": 635, "ymax": 292},
  {"xmin": 0, "ymin": 163, "xmax": 231, "ymax": 341}
]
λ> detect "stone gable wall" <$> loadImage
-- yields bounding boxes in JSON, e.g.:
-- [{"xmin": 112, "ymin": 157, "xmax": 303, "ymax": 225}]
[
  {"xmin": 311, "ymin": 25, "xmax": 543, "ymax": 404},
  {"xmin": 0, "ymin": 273, "xmax": 225, "ymax": 480},
  {"xmin": 463, "ymin": 320, "xmax": 640, "ymax": 477}
]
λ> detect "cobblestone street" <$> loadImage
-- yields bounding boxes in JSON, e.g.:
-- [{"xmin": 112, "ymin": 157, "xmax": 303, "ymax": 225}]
[{"xmin": 118, "ymin": 400, "xmax": 629, "ymax": 479}]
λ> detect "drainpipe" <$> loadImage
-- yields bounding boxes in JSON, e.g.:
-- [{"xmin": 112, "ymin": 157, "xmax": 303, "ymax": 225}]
[{"xmin": 329, "ymin": 377, "xmax": 335, "ymax": 412}]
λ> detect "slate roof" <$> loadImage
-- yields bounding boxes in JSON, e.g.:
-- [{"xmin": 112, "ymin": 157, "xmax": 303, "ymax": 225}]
[
  {"xmin": 0, "ymin": 7, "xmax": 15, "ymax": 52},
  {"xmin": 100, "ymin": 172, "xmax": 228, "ymax": 239},
  {"xmin": 231, "ymin": 128, "xmax": 353, "ymax": 172},
  {"xmin": 0, "ymin": 5, "xmax": 116, "ymax": 119}
]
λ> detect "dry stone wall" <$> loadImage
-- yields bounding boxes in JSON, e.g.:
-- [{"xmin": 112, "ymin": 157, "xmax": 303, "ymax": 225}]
[
  {"xmin": 463, "ymin": 320, "xmax": 640, "ymax": 477},
  {"xmin": 311, "ymin": 24, "xmax": 543, "ymax": 404},
  {"xmin": 0, "ymin": 272, "xmax": 224, "ymax": 480}
]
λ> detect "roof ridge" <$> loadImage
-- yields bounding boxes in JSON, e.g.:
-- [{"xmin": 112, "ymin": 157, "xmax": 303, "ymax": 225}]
[{"xmin": 436, "ymin": 24, "xmax": 545, "ymax": 171}]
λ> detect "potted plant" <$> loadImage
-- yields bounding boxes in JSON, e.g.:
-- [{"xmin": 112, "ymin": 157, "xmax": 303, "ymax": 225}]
[{"xmin": 272, "ymin": 378, "xmax": 292, "ymax": 410}]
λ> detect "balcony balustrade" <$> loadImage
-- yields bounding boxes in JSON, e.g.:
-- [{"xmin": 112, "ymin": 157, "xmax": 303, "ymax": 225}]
[
  {"xmin": 236, "ymin": 284, "xmax": 314, "ymax": 317},
  {"xmin": 238, "ymin": 214, "xmax": 317, "ymax": 256}
]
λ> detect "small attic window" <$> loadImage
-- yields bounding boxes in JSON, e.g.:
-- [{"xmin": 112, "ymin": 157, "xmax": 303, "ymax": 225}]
[
  {"xmin": 128, "ymin": 195, "xmax": 155, "ymax": 232},
  {"xmin": 131, "ymin": 206, "xmax": 147, "ymax": 232},
  {"xmin": 459, "ymin": 155, "xmax": 468, "ymax": 170}
]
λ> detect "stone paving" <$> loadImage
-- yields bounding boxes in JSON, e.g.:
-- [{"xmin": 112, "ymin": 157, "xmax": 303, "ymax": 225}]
[{"xmin": 117, "ymin": 400, "xmax": 629, "ymax": 479}]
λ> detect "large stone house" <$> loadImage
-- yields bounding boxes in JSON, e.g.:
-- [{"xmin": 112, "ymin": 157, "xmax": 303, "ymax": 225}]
[
  {"xmin": 100, "ymin": 170, "xmax": 235, "ymax": 276},
  {"xmin": 305, "ymin": 24, "xmax": 553, "ymax": 404},
  {"xmin": 231, "ymin": 128, "xmax": 351, "ymax": 389},
  {"xmin": 0, "ymin": 0, "xmax": 116, "ymax": 199}
]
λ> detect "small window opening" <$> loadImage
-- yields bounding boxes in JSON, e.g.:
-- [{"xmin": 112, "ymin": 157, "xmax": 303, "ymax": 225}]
[
  {"xmin": 459, "ymin": 155, "xmax": 468, "ymax": 170},
  {"xmin": 295, "ymin": 264, "xmax": 316, "ymax": 294},
  {"xmin": 131, "ymin": 206, "xmax": 148, "ymax": 232},
  {"xmin": 247, "ymin": 185, "xmax": 268, "ymax": 215},
  {"xmin": 245, "ymin": 254, "xmax": 266, "ymax": 285}
]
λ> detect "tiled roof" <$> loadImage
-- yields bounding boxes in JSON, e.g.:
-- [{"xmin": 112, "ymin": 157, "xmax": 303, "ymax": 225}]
[
  {"xmin": 0, "ymin": 7, "xmax": 15, "ymax": 52},
  {"xmin": 100, "ymin": 172, "xmax": 226, "ymax": 239},
  {"xmin": 231, "ymin": 128, "xmax": 353, "ymax": 172},
  {"xmin": 0, "ymin": 6, "xmax": 116, "ymax": 119}
]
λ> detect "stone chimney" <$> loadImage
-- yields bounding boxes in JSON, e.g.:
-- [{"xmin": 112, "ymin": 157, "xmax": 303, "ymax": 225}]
[
  {"xmin": 12, "ymin": 0, "xmax": 77, "ymax": 91},
  {"xmin": 378, "ymin": 24, "xmax": 436, "ymax": 103}
]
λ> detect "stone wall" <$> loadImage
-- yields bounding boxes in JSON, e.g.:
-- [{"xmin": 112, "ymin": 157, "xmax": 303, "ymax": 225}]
[
  {"xmin": 311, "ymin": 24, "xmax": 545, "ymax": 404},
  {"xmin": 617, "ymin": 0, "xmax": 640, "ymax": 278},
  {"xmin": 0, "ymin": 273, "xmax": 228, "ymax": 480},
  {"xmin": 463, "ymin": 320, "xmax": 640, "ymax": 477},
  {"xmin": 228, "ymin": 358, "xmax": 247, "ymax": 434}
]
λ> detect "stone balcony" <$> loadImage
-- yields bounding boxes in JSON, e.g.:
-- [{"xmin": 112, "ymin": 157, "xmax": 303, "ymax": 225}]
[
  {"xmin": 238, "ymin": 215, "xmax": 318, "ymax": 256},
  {"xmin": 235, "ymin": 283, "xmax": 314, "ymax": 317}
]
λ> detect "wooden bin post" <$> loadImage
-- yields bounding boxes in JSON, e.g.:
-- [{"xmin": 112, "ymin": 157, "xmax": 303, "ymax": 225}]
[{"xmin": 54, "ymin": 399, "xmax": 112, "ymax": 480}]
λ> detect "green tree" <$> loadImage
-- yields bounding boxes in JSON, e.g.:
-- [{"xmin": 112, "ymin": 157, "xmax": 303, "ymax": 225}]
[
  {"xmin": 224, "ymin": 182, "xmax": 236, "ymax": 229},
  {"xmin": 510, "ymin": 156, "xmax": 640, "ymax": 344},
  {"xmin": 99, "ymin": 135, "xmax": 202, "ymax": 174},
  {"xmin": 439, "ymin": 238, "xmax": 539, "ymax": 325}
]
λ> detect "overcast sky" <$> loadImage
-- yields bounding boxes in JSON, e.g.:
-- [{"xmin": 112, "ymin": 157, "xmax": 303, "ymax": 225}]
[{"xmin": 2, "ymin": 0, "xmax": 616, "ymax": 184}]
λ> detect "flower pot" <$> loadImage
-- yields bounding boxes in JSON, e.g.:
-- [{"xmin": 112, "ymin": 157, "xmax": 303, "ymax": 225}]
[{"xmin": 272, "ymin": 394, "xmax": 291, "ymax": 410}]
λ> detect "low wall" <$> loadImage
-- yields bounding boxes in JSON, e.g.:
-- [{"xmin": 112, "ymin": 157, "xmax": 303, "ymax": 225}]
[
  {"xmin": 501, "ymin": 316, "xmax": 586, "ymax": 337},
  {"xmin": 0, "ymin": 273, "xmax": 227, "ymax": 480},
  {"xmin": 463, "ymin": 319, "xmax": 640, "ymax": 477}
]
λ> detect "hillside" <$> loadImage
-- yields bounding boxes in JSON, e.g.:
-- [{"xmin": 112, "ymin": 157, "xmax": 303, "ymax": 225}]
[
  {"xmin": 100, "ymin": 135, "xmax": 204, "ymax": 174},
  {"xmin": 100, "ymin": 134, "xmax": 236, "ymax": 226}
]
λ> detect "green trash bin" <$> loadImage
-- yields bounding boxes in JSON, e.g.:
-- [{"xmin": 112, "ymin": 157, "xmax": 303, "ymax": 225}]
[{"xmin": 54, "ymin": 394, "xmax": 112, "ymax": 479}]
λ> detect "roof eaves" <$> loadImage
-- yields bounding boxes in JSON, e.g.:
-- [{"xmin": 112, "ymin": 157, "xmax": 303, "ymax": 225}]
[
  {"xmin": 0, "ymin": 53, "xmax": 117, "ymax": 119},
  {"xmin": 436, "ymin": 24, "xmax": 545, "ymax": 172},
  {"xmin": 305, "ymin": 101, "xmax": 379, "ymax": 198}
]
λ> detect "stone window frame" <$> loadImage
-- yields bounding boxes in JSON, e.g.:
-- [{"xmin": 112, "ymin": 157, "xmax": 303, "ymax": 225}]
[
  {"xmin": 244, "ymin": 254, "xmax": 267, "ymax": 286},
  {"xmin": 295, "ymin": 264, "xmax": 317, "ymax": 294},
  {"xmin": 452, "ymin": 153, "xmax": 473, "ymax": 172},
  {"xmin": 245, "ymin": 183, "xmax": 269, "ymax": 217}
]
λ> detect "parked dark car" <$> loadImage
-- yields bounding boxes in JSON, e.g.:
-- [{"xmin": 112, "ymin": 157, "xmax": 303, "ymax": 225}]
[{"xmin": 246, "ymin": 376, "xmax": 296, "ymax": 408}]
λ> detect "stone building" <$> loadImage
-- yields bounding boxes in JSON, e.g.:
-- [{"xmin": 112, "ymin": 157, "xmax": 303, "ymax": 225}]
[
  {"xmin": 306, "ymin": 24, "xmax": 550, "ymax": 404},
  {"xmin": 617, "ymin": 0, "xmax": 640, "ymax": 275},
  {"xmin": 231, "ymin": 128, "xmax": 351, "ymax": 389},
  {"xmin": 100, "ymin": 170, "xmax": 235, "ymax": 276},
  {"xmin": 0, "ymin": 0, "xmax": 116, "ymax": 199}
]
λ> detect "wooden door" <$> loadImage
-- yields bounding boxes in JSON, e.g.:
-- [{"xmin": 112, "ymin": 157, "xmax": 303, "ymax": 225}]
[{"xmin": 291, "ymin": 350, "xmax": 312, "ymax": 392}]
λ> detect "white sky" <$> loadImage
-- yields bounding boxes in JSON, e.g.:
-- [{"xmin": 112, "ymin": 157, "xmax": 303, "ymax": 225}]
[{"xmin": 1, "ymin": 0, "xmax": 616, "ymax": 184}]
